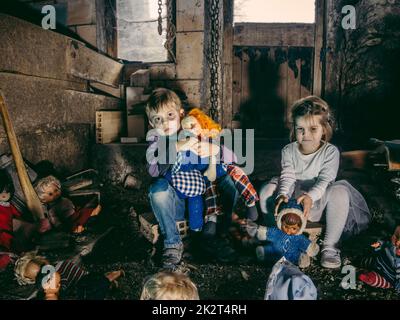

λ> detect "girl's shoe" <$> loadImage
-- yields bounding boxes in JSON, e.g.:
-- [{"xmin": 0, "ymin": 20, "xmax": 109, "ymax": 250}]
[{"xmin": 320, "ymin": 247, "xmax": 341, "ymax": 269}]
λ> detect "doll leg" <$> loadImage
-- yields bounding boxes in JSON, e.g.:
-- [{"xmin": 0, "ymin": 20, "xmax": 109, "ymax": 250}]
[
  {"xmin": 359, "ymin": 271, "xmax": 392, "ymax": 289},
  {"xmin": 188, "ymin": 196, "xmax": 204, "ymax": 231},
  {"xmin": 70, "ymin": 205, "xmax": 102, "ymax": 233},
  {"xmin": 226, "ymin": 165, "xmax": 259, "ymax": 221}
]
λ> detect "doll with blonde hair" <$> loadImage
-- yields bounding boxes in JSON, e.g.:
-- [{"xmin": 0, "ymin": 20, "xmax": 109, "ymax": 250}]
[
  {"xmin": 34, "ymin": 175, "xmax": 101, "ymax": 233},
  {"xmin": 140, "ymin": 271, "xmax": 199, "ymax": 300}
]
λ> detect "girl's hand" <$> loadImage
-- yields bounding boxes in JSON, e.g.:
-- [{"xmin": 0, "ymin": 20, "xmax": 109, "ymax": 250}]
[
  {"xmin": 297, "ymin": 194, "xmax": 313, "ymax": 219},
  {"xmin": 274, "ymin": 195, "xmax": 289, "ymax": 216}
]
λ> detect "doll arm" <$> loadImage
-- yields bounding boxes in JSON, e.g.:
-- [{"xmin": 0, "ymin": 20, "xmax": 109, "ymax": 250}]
[
  {"xmin": 245, "ymin": 221, "xmax": 269, "ymax": 241},
  {"xmin": 306, "ymin": 241, "xmax": 320, "ymax": 257}
]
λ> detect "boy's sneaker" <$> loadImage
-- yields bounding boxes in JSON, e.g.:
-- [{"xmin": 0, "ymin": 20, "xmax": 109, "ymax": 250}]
[
  {"xmin": 162, "ymin": 243, "xmax": 184, "ymax": 271},
  {"xmin": 320, "ymin": 247, "xmax": 341, "ymax": 269}
]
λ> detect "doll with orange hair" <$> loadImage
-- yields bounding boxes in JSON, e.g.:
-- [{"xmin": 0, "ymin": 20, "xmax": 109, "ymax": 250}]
[{"xmin": 174, "ymin": 107, "xmax": 259, "ymax": 236}]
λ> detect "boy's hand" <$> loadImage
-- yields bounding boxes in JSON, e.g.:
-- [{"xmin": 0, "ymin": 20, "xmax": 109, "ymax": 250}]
[
  {"xmin": 274, "ymin": 194, "xmax": 289, "ymax": 216},
  {"xmin": 297, "ymin": 194, "xmax": 313, "ymax": 219},
  {"xmin": 191, "ymin": 142, "xmax": 219, "ymax": 157},
  {"xmin": 176, "ymin": 137, "xmax": 197, "ymax": 152}
]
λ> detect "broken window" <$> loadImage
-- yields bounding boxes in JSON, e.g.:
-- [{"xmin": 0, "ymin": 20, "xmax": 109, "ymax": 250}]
[
  {"xmin": 234, "ymin": 0, "xmax": 315, "ymax": 24},
  {"xmin": 117, "ymin": 0, "xmax": 171, "ymax": 62}
]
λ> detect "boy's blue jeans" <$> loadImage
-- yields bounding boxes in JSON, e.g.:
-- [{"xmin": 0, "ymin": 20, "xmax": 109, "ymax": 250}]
[{"xmin": 149, "ymin": 174, "xmax": 239, "ymax": 249}]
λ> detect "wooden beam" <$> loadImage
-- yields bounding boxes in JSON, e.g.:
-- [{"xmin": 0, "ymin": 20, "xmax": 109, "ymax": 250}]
[
  {"xmin": 222, "ymin": 0, "xmax": 234, "ymax": 128},
  {"xmin": 313, "ymin": 0, "xmax": 325, "ymax": 96},
  {"xmin": 234, "ymin": 23, "xmax": 315, "ymax": 47},
  {"xmin": 95, "ymin": 0, "xmax": 118, "ymax": 58},
  {"xmin": 0, "ymin": 14, "xmax": 123, "ymax": 86}
]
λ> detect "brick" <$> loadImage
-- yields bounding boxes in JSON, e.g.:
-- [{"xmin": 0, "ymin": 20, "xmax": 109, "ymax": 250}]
[
  {"xmin": 67, "ymin": 0, "xmax": 95, "ymax": 25},
  {"xmin": 76, "ymin": 24, "xmax": 97, "ymax": 47}
]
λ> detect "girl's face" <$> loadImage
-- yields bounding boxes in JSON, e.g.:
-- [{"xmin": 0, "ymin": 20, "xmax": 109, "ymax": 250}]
[{"xmin": 295, "ymin": 115, "xmax": 325, "ymax": 154}]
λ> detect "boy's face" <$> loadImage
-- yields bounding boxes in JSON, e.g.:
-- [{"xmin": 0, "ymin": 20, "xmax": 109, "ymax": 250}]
[
  {"xmin": 281, "ymin": 222, "xmax": 300, "ymax": 235},
  {"xmin": 148, "ymin": 107, "xmax": 183, "ymax": 136}
]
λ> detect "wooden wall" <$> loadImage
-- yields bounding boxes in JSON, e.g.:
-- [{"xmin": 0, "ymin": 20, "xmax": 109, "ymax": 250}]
[{"xmin": 232, "ymin": 23, "xmax": 315, "ymax": 137}]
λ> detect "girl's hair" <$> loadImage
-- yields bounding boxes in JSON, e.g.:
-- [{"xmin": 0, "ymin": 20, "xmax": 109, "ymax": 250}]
[
  {"xmin": 281, "ymin": 212, "xmax": 302, "ymax": 228},
  {"xmin": 0, "ymin": 169, "xmax": 14, "ymax": 196},
  {"xmin": 34, "ymin": 175, "xmax": 61, "ymax": 201},
  {"xmin": 145, "ymin": 88, "xmax": 182, "ymax": 117},
  {"xmin": 289, "ymin": 95, "xmax": 335, "ymax": 142},
  {"xmin": 140, "ymin": 271, "xmax": 199, "ymax": 300}
]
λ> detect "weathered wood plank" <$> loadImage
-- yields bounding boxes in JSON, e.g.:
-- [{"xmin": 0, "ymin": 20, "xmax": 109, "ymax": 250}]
[
  {"xmin": 275, "ymin": 48, "xmax": 288, "ymax": 123},
  {"xmin": 176, "ymin": 32, "xmax": 204, "ymax": 79},
  {"xmin": 232, "ymin": 50, "xmax": 242, "ymax": 118},
  {"xmin": 222, "ymin": 0, "xmax": 234, "ymax": 128},
  {"xmin": 66, "ymin": 39, "xmax": 123, "ymax": 86},
  {"xmin": 234, "ymin": 23, "xmax": 315, "ymax": 47},
  {"xmin": 0, "ymin": 14, "xmax": 123, "ymax": 86},
  {"xmin": 286, "ymin": 55, "xmax": 302, "ymax": 126},
  {"xmin": 176, "ymin": 0, "xmax": 204, "ymax": 32},
  {"xmin": 76, "ymin": 24, "xmax": 97, "ymax": 47},
  {"xmin": 67, "ymin": 0, "xmax": 96, "ymax": 26},
  {"xmin": 240, "ymin": 50, "xmax": 250, "ymax": 106},
  {"xmin": 149, "ymin": 63, "xmax": 177, "ymax": 80},
  {"xmin": 0, "ymin": 73, "xmax": 119, "ymax": 136},
  {"xmin": 313, "ymin": 0, "xmax": 325, "ymax": 96}
]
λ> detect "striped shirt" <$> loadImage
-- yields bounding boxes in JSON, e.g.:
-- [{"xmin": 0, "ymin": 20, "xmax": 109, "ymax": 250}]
[{"xmin": 55, "ymin": 259, "xmax": 88, "ymax": 291}]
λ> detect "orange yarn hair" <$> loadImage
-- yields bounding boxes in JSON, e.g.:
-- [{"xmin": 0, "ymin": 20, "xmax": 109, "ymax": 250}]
[{"xmin": 187, "ymin": 108, "xmax": 221, "ymax": 138}]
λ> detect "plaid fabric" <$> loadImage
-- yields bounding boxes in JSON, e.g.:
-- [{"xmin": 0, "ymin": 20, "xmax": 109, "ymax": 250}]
[
  {"xmin": 171, "ymin": 170, "xmax": 206, "ymax": 197},
  {"xmin": 171, "ymin": 152, "xmax": 184, "ymax": 174},
  {"xmin": 227, "ymin": 164, "xmax": 259, "ymax": 206},
  {"xmin": 205, "ymin": 181, "xmax": 223, "ymax": 216}
]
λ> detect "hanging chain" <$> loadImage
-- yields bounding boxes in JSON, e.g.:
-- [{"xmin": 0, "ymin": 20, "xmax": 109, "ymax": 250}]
[
  {"xmin": 157, "ymin": 0, "xmax": 163, "ymax": 35},
  {"xmin": 207, "ymin": 0, "xmax": 221, "ymax": 122},
  {"xmin": 165, "ymin": 0, "xmax": 176, "ymax": 63}
]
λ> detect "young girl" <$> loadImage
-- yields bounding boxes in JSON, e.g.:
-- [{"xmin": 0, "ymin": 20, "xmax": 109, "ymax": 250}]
[{"xmin": 259, "ymin": 96, "xmax": 371, "ymax": 269}]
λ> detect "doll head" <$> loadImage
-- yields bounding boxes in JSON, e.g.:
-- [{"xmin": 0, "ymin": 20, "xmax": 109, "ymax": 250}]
[
  {"xmin": 276, "ymin": 199, "xmax": 307, "ymax": 235},
  {"xmin": 34, "ymin": 175, "xmax": 62, "ymax": 204},
  {"xmin": 14, "ymin": 251, "xmax": 49, "ymax": 285},
  {"xmin": 181, "ymin": 108, "xmax": 221, "ymax": 139},
  {"xmin": 391, "ymin": 226, "xmax": 400, "ymax": 256},
  {"xmin": 0, "ymin": 169, "xmax": 14, "ymax": 203},
  {"xmin": 140, "ymin": 271, "xmax": 199, "ymax": 300}
]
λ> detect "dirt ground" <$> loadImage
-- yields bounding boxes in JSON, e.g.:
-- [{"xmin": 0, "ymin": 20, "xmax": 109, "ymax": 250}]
[{"xmin": 1, "ymin": 149, "xmax": 400, "ymax": 300}]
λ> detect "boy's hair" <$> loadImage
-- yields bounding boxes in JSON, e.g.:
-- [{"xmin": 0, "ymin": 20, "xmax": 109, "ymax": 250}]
[
  {"xmin": 34, "ymin": 175, "xmax": 61, "ymax": 200},
  {"xmin": 281, "ymin": 212, "xmax": 302, "ymax": 228},
  {"xmin": 140, "ymin": 271, "xmax": 199, "ymax": 300},
  {"xmin": 14, "ymin": 251, "xmax": 48, "ymax": 285},
  {"xmin": 289, "ymin": 95, "xmax": 335, "ymax": 142},
  {"xmin": 145, "ymin": 88, "xmax": 182, "ymax": 118},
  {"xmin": 0, "ymin": 169, "xmax": 14, "ymax": 196}
]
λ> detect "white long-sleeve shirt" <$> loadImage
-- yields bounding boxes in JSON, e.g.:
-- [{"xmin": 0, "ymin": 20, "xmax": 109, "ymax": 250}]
[{"xmin": 278, "ymin": 142, "xmax": 340, "ymax": 203}]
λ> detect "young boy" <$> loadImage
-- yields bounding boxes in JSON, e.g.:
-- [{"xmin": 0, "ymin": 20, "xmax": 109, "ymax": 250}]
[{"xmin": 145, "ymin": 88, "xmax": 239, "ymax": 270}]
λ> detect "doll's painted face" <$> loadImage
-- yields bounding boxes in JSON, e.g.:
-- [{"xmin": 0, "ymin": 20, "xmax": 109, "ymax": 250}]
[
  {"xmin": 0, "ymin": 191, "xmax": 11, "ymax": 202},
  {"xmin": 280, "ymin": 213, "xmax": 302, "ymax": 235},
  {"xmin": 391, "ymin": 235, "xmax": 400, "ymax": 256},
  {"xmin": 40, "ymin": 183, "xmax": 61, "ymax": 204},
  {"xmin": 281, "ymin": 222, "xmax": 300, "ymax": 235}
]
